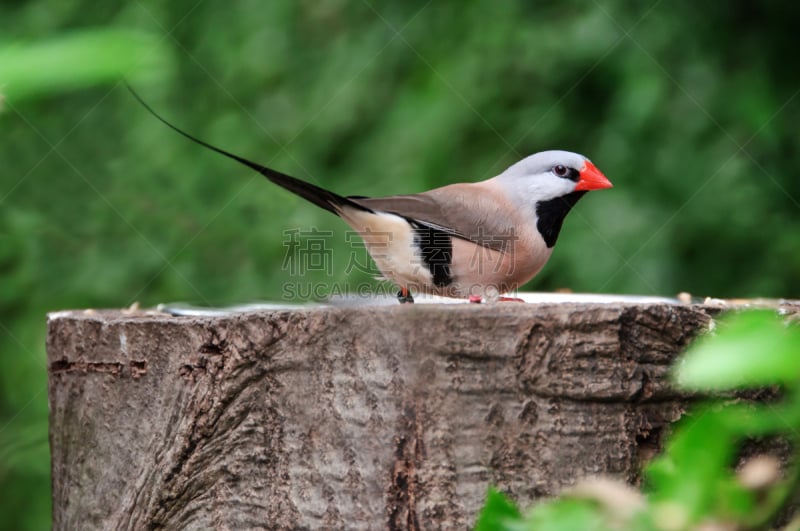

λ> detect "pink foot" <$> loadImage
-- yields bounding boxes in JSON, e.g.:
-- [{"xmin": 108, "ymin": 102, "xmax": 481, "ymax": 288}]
[
  {"xmin": 499, "ymin": 296, "xmax": 525, "ymax": 303},
  {"xmin": 468, "ymin": 295, "xmax": 482, "ymax": 304}
]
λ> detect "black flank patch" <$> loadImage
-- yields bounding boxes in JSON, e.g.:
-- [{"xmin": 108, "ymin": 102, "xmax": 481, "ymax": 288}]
[
  {"xmin": 409, "ymin": 221, "xmax": 453, "ymax": 287},
  {"xmin": 535, "ymin": 191, "xmax": 587, "ymax": 248}
]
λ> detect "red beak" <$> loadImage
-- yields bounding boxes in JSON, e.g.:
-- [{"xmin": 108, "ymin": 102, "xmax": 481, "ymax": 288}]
[{"xmin": 575, "ymin": 160, "xmax": 613, "ymax": 191}]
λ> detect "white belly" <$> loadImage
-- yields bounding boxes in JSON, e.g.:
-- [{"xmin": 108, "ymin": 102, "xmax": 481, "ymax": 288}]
[{"xmin": 339, "ymin": 209, "xmax": 433, "ymax": 287}]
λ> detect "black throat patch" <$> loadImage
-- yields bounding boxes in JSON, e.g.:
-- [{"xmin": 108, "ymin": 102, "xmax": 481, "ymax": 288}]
[
  {"xmin": 409, "ymin": 221, "xmax": 453, "ymax": 287},
  {"xmin": 535, "ymin": 191, "xmax": 587, "ymax": 248}
]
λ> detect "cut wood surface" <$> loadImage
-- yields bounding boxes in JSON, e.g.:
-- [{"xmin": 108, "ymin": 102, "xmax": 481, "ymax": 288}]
[{"xmin": 47, "ymin": 302, "xmax": 756, "ymax": 529}]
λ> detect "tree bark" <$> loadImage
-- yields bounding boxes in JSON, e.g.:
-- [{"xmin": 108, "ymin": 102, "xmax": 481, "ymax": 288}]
[{"xmin": 47, "ymin": 303, "xmax": 725, "ymax": 529}]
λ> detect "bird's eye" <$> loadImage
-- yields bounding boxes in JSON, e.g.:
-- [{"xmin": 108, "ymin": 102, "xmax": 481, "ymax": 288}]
[{"xmin": 553, "ymin": 165, "xmax": 568, "ymax": 177}]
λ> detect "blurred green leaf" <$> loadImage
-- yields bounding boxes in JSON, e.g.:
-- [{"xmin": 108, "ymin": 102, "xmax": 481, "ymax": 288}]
[
  {"xmin": 474, "ymin": 488, "xmax": 522, "ymax": 531},
  {"xmin": 675, "ymin": 311, "xmax": 800, "ymax": 390},
  {"xmin": 0, "ymin": 28, "xmax": 171, "ymax": 102},
  {"xmin": 645, "ymin": 410, "xmax": 748, "ymax": 521},
  {"xmin": 522, "ymin": 499, "xmax": 610, "ymax": 531},
  {"xmin": 475, "ymin": 490, "xmax": 617, "ymax": 531}
]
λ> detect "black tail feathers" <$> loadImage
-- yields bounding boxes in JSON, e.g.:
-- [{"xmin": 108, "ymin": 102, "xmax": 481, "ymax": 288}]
[{"xmin": 126, "ymin": 85, "xmax": 371, "ymax": 216}]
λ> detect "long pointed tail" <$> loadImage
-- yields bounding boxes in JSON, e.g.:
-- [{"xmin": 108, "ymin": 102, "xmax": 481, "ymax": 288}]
[{"xmin": 127, "ymin": 86, "xmax": 371, "ymax": 216}]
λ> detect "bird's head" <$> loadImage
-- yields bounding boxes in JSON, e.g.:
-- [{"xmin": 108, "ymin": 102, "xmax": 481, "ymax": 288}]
[
  {"xmin": 497, "ymin": 150, "xmax": 612, "ymax": 203},
  {"xmin": 495, "ymin": 150, "xmax": 613, "ymax": 247}
]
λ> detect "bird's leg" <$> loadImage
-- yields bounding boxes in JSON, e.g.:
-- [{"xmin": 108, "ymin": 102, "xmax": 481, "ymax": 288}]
[
  {"xmin": 499, "ymin": 296, "xmax": 525, "ymax": 303},
  {"xmin": 468, "ymin": 295, "xmax": 483, "ymax": 304},
  {"xmin": 397, "ymin": 287, "xmax": 414, "ymax": 304}
]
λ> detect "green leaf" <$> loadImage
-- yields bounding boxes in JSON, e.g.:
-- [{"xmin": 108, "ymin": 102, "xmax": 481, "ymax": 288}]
[
  {"xmin": 522, "ymin": 498, "xmax": 610, "ymax": 531},
  {"xmin": 0, "ymin": 29, "xmax": 172, "ymax": 102},
  {"xmin": 717, "ymin": 402, "xmax": 800, "ymax": 436},
  {"xmin": 646, "ymin": 412, "xmax": 730, "ymax": 513},
  {"xmin": 474, "ymin": 487, "xmax": 523, "ymax": 531},
  {"xmin": 644, "ymin": 407, "xmax": 761, "ymax": 523},
  {"xmin": 675, "ymin": 310, "xmax": 800, "ymax": 390},
  {"xmin": 716, "ymin": 476, "xmax": 756, "ymax": 520}
]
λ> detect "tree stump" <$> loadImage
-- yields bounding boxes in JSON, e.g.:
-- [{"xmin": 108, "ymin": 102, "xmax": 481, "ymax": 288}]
[{"xmin": 47, "ymin": 303, "xmax": 718, "ymax": 529}]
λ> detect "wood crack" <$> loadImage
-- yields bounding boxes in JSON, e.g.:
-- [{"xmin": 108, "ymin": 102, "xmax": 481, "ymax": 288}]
[{"xmin": 50, "ymin": 358, "xmax": 148, "ymax": 378}]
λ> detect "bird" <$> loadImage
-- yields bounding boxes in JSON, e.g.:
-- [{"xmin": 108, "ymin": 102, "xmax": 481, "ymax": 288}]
[{"xmin": 129, "ymin": 89, "xmax": 612, "ymax": 304}]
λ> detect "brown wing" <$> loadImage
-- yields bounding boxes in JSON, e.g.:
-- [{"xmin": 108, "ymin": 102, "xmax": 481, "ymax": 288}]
[{"xmin": 349, "ymin": 183, "xmax": 522, "ymax": 253}]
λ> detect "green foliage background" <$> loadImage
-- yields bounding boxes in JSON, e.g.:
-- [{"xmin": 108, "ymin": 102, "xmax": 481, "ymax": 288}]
[{"xmin": 1, "ymin": 1, "xmax": 799, "ymax": 527}]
